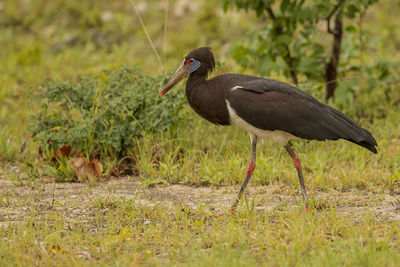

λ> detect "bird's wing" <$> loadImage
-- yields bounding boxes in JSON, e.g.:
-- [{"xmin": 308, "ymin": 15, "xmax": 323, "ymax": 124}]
[
  {"xmin": 230, "ymin": 78, "xmax": 315, "ymax": 100},
  {"xmin": 226, "ymin": 79, "xmax": 377, "ymax": 152}
]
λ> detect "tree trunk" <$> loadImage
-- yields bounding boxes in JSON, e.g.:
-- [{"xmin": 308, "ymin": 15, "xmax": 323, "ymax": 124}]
[
  {"xmin": 267, "ymin": 7, "xmax": 298, "ymax": 86},
  {"xmin": 325, "ymin": 11, "xmax": 343, "ymax": 101},
  {"xmin": 288, "ymin": 58, "xmax": 299, "ymax": 86}
]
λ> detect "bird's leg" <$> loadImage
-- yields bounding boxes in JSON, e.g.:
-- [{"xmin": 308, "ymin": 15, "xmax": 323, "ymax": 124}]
[
  {"xmin": 231, "ymin": 134, "xmax": 257, "ymax": 211},
  {"xmin": 284, "ymin": 144, "xmax": 311, "ymax": 212}
]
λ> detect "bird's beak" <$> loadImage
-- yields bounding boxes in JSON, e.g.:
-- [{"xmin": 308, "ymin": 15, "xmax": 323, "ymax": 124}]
[{"xmin": 159, "ymin": 61, "xmax": 188, "ymax": 96}]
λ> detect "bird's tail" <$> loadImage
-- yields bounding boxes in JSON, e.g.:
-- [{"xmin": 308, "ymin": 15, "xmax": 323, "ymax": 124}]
[{"xmin": 328, "ymin": 107, "xmax": 378, "ymax": 153}]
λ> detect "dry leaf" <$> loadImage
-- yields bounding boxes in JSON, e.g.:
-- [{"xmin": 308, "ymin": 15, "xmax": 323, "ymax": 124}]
[
  {"xmin": 87, "ymin": 159, "xmax": 101, "ymax": 179},
  {"xmin": 111, "ymin": 167, "xmax": 120, "ymax": 177},
  {"xmin": 73, "ymin": 157, "xmax": 87, "ymax": 182},
  {"xmin": 52, "ymin": 244, "xmax": 61, "ymax": 252},
  {"xmin": 71, "ymin": 157, "xmax": 102, "ymax": 182},
  {"xmin": 55, "ymin": 145, "xmax": 71, "ymax": 159}
]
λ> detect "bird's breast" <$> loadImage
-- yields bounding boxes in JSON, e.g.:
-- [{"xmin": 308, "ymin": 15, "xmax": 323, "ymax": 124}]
[
  {"xmin": 226, "ymin": 99, "xmax": 296, "ymax": 144},
  {"xmin": 186, "ymin": 86, "xmax": 231, "ymax": 126}
]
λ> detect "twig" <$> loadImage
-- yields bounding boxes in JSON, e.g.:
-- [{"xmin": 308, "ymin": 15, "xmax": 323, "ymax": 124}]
[
  {"xmin": 50, "ymin": 185, "xmax": 56, "ymax": 210},
  {"xmin": 266, "ymin": 7, "xmax": 275, "ymax": 20},
  {"xmin": 324, "ymin": 74, "xmax": 360, "ymax": 86},
  {"xmin": 129, "ymin": 0, "xmax": 164, "ymax": 73},
  {"xmin": 326, "ymin": 0, "xmax": 345, "ymax": 34},
  {"xmin": 163, "ymin": 0, "xmax": 169, "ymax": 75}
]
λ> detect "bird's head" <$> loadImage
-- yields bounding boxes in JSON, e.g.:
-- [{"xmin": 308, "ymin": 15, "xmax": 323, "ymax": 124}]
[{"xmin": 160, "ymin": 47, "xmax": 215, "ymax": 96}]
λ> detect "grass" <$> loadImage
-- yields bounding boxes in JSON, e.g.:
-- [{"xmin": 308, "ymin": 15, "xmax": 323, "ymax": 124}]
[
  {"xmin": 135, "ymin": 107, "xmax": 400, "ymax": 191},
  {"xmin": 1, "ymin": 0, "xmax": 400, "ymax": 265},
  {"xmin": 1, "ymin": 187, "xmax": 400, "ymax": 266}
]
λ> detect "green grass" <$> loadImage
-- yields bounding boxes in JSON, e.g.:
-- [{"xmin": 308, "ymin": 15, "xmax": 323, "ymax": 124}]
[
  {"xmin": 1, "ymin": 0, "xmax": 400, "ymax": 265},
  {"xmin": 1, "ymin": 195, "xmax": 400, "ymax": 266},
  {"xmin": 135, "ymin": 107, "xmax": 400, "ymax": 191}
]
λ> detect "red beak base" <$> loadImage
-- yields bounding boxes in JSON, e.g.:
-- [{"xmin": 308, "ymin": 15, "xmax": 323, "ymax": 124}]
[{"xmin": 159, "ymin": 62, "xmax": 188, "ymax": 96}]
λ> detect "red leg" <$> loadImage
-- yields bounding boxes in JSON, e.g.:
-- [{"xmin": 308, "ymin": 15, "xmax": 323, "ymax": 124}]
[
  {"xmin": 284, "ymin": 144, "xmax": 311, "ymax": 212},
  {"xmin": 230, "ymin": 160, "xmax": 256, "ymax": 210},
  {"xmin": 230, "ymin": 134, "xmax": 258, "ymax": 212}
]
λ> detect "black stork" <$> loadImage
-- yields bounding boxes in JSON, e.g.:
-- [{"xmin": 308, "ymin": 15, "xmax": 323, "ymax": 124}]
[{"xmin": 160, "ymin": 47, "xmax": 377, "ymax": 212}]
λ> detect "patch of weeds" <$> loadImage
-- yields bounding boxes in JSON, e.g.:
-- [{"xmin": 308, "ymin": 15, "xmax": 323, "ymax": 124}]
[
  {"xmin": 44, "ymin": 157, "xmax": 76, "ymax": 182},
  {"xmin": 31, "ymin": 66, "xmax": 184, "ymax": 157},
  {"xmin": 92, "ymin": 196, "xmax": 119, "ymax": 210},
  {"xmin": 6, "ymin": 173, "xmax": 26, "ymax": 187},
  {"xmin": 29, "ymin": 66, "xmax": 185, "ymax": 181},
  {"xmin": 309, "ymin": 196, "xmax": 333, "ymax": 211},
  {"xmin": 19, "ymin": 156, "xmax": 43, "ymax": 183},
  {"xmin": 0, "ymin": 127, "xmax": 19, "ymax": 163},
  {"xmin": 0, "ymin": 192, "xmax": 13, "ymax": 208}
]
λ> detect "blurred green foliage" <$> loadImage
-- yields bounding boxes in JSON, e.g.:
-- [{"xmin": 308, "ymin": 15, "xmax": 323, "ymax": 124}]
[
  {"xmin": 30, "ymin": 67, "xmax": 185, "ymax": 157},
  {"xmin": 222, "ymin": 0, "xmax": 400, "ymax": 103},
  {"xmin": 1, "ymin": 1, "xmax": 400, "ymax": 264},
  {"xmin": 0, "ymin": 0, "xmax": 399, "ymax": 184}
]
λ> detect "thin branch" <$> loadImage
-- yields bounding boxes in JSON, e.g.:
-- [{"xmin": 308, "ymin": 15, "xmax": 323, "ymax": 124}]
[
  {"xmin": 327, "ymin": 0, "xmax": 345, "ymax": 19},
  {"xmin": 129, "ymin": 0, "xmax": 164, "ymax": 73},
  {"xmin": 266, "ymin": 7, "xmax": 275, "ymax": 20},
  {"xmin": 163, "ymin": 0, "xmax": 169, "ymax": 75},
  {"xmin": 326, "ymin": 0, "xmax": 345, "ymax": 34},
  {"xmin": 325, "ymin": 12, "xmax": 343, "ymax": 100}
]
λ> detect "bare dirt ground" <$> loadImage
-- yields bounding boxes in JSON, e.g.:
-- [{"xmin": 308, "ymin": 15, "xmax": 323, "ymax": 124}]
[{"xmin": 1, "ymin": 177, "xmax": 400, "ymax": 227}]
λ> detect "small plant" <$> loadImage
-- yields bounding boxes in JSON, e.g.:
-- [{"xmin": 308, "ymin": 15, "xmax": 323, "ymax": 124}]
[{"xmin": 29, "ymin": 66, "xmax": 185, "ymax": 179}]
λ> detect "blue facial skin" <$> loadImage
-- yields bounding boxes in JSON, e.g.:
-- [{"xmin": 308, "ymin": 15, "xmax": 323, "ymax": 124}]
[{"xmin": 184, "ymin": 58, "xmax": 201, "ymax": 73}]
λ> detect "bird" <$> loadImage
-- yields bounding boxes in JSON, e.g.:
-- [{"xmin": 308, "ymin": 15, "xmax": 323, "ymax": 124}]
[{"xmin": 159, "ymin": 47, "xmax": 377, "ymax": 212}]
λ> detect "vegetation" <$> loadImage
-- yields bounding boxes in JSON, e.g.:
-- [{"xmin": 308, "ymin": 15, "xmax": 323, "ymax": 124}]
[
  {"xmin": 224, "ymin": 0, "xmax": 399, "ymax": 102},
  {"xmin": 1, "ymin": 187, "xmax": 400, "ymax": 266},
  {"xmin": 31, "ymin": 67, "xmax": 184, "ymax": 158},
  {"xmin": 0, "ymin": 0, "xmax": 400, "ymax": 265}
]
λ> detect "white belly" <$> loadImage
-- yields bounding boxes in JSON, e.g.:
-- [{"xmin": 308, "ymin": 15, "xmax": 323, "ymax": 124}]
[{"xmin": 226, "ymin": 100, "xmax": 296, "ymax": 145}]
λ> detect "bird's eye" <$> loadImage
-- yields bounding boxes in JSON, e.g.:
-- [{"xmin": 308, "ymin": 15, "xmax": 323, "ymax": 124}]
[{"xmin": 186, "ymin": 59, "xmax": 194, "ymax": 66}]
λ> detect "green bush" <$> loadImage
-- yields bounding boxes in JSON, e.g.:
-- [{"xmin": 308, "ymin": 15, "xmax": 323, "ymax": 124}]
[{"xmin": 30, "ymin": 66, "xmax": 185, "ymax": 158}]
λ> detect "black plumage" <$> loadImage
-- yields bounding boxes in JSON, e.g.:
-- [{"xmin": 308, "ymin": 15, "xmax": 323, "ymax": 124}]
[
  {"xmin": 226, "ymin": 78, "xmax": 377, "ymax": 153},
  {"xmin": 160, "ymin": 47, "xmax": 378, "ymax": 212}
]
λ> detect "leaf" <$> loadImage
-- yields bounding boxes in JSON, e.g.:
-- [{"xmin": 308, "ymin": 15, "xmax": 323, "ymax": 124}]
[
  {"xmin": 51, "ymin": 245, "xmax": 61, "ymax": 252},
  {"xmin": 346, "ymin": 4, "xmax": 358, "ymax": 18},
  {"xmin": 222, "ymin": 1, "xmax": 230, "ymax": 13},
  {"xmin": 87, "ymin": 159, "xmax": 101, "ymax": 179},
  {"xmin": 73, "ymin": 157, "xmax": 87, "ymax": 182},
  {"xmin": 111, "ymin": 167, "xmax": 120, "ymax": 177},
  {"xmin": 345, "ymin": 25, "xmax": 357, "ymax": 33},
  {"xmin": 280, "ymin": 0, "xmax": 290, "ymax": 13},
  {"xmin": 55, "ymin": 145, "xmax": 71, "ymax": 159}
]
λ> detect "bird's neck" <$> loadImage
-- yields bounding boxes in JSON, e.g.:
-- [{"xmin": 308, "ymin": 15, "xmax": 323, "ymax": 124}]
[
  {"xmin": 185, "ymin": 74, "xmax": 208, "ymax": 108},
  {"xmin": 186, "ymin": 74, "xmax": 207, "ymax": 89},
  {"xmin": 185, "ymin": 73, "xmax": 231, "ymax": 126}
]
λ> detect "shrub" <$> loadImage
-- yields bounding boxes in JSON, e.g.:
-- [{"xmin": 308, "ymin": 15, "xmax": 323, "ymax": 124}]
[{"xmin": 30, "ymin": 66, "xmax": 185, "ymax": 158}]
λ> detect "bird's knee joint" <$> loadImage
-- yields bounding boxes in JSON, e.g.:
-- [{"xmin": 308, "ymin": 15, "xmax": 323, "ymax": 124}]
[
  {"xmin": 247, "ymin": 162, "xmax": 256, "ymax": 175},
  {"xmin": 293, "ymin": 157, "xmax": 301, "ymax": 169}
]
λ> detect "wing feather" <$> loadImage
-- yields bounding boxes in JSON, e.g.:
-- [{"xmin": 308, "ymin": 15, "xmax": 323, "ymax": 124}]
[{"xmin": 226, "ymin": 79, "xmax": 377, "ymax": 153}]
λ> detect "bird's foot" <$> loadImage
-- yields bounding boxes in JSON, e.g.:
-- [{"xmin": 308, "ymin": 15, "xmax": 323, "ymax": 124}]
[
  {"xmin": 298, "ymin": 203, "xmax": 311, "ymax": 215},
  {"xmin": 217, "ymin": 209, "xmax": 236, "ymax": 217}
]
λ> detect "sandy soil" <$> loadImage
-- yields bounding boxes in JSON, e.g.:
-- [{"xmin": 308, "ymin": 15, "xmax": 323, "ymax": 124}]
[{"xmin": 1, "ymin": 177, "xmax": 400, "ymax": 227}]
